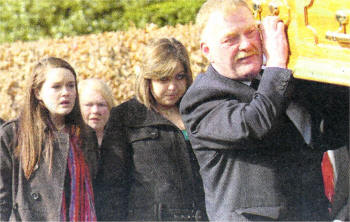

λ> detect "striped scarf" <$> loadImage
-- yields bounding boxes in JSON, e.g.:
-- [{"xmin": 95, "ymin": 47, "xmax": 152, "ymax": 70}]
[{"xmin": 61, "ymin": 126, "xmax": 97, "ymax": 221}]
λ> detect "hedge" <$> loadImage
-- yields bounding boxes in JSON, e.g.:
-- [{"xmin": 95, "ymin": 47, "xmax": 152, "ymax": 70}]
[
  {"xmin": 0, "ymin": 23, "xmax": 208, "ymax": 120},
  {"xmin": 0, "ymin": 0, "xmax": 205, "ymax": 43}
]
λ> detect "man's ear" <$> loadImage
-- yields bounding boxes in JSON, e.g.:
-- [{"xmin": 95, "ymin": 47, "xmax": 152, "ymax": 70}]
[{"xmin": 200, "ymin": 41, "xmax": 211, "ymax": 62}]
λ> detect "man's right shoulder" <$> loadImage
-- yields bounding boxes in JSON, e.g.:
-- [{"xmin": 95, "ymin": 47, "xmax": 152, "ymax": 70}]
[
  {"xmin": 193, "ymin": 71, "xmax": 213, "ymax": 84},
  {"xmin": 180, "ymin": 71, "xmax": 222, "ymax": 113},
  {"xmin": 187, "ymin": 71, "xmax": 216, "ymax": 94}
]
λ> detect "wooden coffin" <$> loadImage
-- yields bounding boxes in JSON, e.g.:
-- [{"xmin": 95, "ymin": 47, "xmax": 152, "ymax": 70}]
[{"xmin": 247, "ymin": 0, "xmax": 350, "ymax": 86}]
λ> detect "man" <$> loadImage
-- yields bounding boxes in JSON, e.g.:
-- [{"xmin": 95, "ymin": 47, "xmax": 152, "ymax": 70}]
[{"xmin": 180, "ymin": 0, "xmax": 336, "ymax": 220}]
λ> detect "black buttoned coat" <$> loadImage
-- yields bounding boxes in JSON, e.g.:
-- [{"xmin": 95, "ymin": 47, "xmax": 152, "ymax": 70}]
[
  {"xmin": 96, "ymin": 98, "xmax": 207, "ymax": 221},
  {"xmin": 0, "ymin": 120, "xmax": 98, "ymax": 221},
  {"xmin": 180, "ymin": 65, "xmax": 331, "ymax": 221}
]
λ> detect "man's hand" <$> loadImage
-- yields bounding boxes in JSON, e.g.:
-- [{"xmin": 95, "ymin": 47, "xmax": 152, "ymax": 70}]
[{"xmin": 260, "ymin": 16, "xmax": 289, "ymax": 68}]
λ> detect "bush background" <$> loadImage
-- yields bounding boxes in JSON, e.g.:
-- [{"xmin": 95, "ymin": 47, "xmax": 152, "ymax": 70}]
[
  {"xmin": 0, "ymin": 0, "xmax": 210, "ymax": 120},
  {"xmin": 0, "ymin": 0, "xmax": 205, "ymax": 43},
  {"xmin": 0, "ymin": 23, "xmax": 208, "ymax": 120}
]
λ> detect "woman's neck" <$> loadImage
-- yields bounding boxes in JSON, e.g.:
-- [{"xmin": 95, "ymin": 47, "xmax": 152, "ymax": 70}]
[
  {"xmin": 155, "ymin": 104, "xmax": 178, "ymax": 115},
  {"xmin": 155, "ymin": 105, "xmax": 185, "ymax": 130},
  {"xmin": 50, "ymin": 114, "xmax": 65, "ymax": 131},
  {"xmin": 95, "ymin": 129, "xmax": 104, "ymax": 147}
]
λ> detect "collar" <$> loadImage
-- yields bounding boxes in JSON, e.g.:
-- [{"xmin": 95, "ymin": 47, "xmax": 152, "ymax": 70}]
[
  {"xmin": 208, "ymin": 64, "xmax": 262, "ymax": 85},
  {"xmin": 120, "ymin": 98, "xmax": 177, "ymax": 128}
]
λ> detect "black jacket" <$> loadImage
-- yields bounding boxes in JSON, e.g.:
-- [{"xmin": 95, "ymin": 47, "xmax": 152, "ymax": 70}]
[
  {"xmin": 97, "ymin": 98, "xmax": 207, "ymax": 221},
  {"xmin": 180, "ymin": 65, "xmax": 333, "ymax": 221}
]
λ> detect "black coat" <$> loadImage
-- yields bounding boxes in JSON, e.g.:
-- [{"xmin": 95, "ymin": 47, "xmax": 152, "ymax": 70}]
[
  {"xmin": 180, "ymin": 65, "xmax": 332, "ymax": 221},
  {"xmin": 96, "ymin": 98, "xmax": 207, "ymax": 221},
  {"xmin": 0, "ymin": 120, "xmax": 98, "ymax": 221},
  {"xmin": 330, "ymin": 147, "xmax": 349, "ymax": 220}
]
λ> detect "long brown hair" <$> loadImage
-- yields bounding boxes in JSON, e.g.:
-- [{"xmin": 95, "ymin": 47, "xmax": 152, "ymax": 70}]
[
  {"xmin": 16, "ymin": 57, "xmax": 86, "ymax": 179},
  {"xmin": 135, "ymin": 37, "xmax": 193, "ymax": 109}
]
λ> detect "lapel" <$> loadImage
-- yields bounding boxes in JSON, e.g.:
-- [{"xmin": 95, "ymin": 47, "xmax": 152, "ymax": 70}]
[
  {"xmin": 52, "ymin": 130, "xmax": 70, "ymax": 182},
  {"xmin": 208, "ymin": 65, "xmax": 256, "ymax": 103},
  {"xmin": 285, "ymin": 101, "xmax": 312, "ymax": 146}
]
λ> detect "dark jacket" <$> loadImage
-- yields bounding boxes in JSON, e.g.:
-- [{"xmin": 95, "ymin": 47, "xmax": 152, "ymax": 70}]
[
  {"xmin": 180, "ymin": 65, "xmax": 331, "ymax": 221},
  {"xmin": 97, "ymin": 98, "xmax": 207, "ymax": 221},
  {"xmin": 330, "ymin": 146, "xmax": 349, "ymax": 221},
  {"xmin": 0, "ymin": 120, "xmax": 98, "ymax": 221}
]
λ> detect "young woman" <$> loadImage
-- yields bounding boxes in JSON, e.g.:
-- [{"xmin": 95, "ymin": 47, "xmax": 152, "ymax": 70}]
[
  {"xmin": 78, "ymin": 78, "xmax": 115, "ymax": 147},
  {"xmin": 98, "ymin": 38, "xmax": 207, "ymax": 221},
  {"xmin": 0, "ymin": 57, "xmax": 98, "ymax": 221}
]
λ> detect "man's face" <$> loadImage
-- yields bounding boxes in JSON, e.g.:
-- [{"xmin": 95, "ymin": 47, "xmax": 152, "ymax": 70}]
[{"xmin": 201, "ymin": 6, "xmax": 263, "ymax": 80}]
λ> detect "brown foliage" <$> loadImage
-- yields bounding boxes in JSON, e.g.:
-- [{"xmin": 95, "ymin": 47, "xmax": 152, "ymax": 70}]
[{"xmin": 0, "ymin": 24, "xmax": 208, "ymax": 120}]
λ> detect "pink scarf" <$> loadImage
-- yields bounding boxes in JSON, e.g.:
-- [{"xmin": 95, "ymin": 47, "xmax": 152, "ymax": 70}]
[{"xmin": 61, "ymin": 126, "xmax": 97, "ymax": 221}]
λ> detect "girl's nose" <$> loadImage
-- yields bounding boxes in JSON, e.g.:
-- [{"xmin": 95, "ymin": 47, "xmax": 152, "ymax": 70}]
[
  {"xmin": 91, "ymin": 105, "xmax": 99, "ymax": 113},
  {"xmin": 62, "ymin": 86, "xmax": 70, "ymax": 95},
  {"xmin": 168, "ymin": 81, "xmax": 176, "ymax": 90}
]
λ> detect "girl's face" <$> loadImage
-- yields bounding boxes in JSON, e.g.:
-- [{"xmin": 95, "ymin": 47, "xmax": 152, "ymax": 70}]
[
  {"xmin": 150, "ymin": 62, "xmax": 187, "ymax": 109},
  {"xmin": 36, "ymin": 67, "xmax": 77, "ymax": 120},
  {"xmin": 80, "ymin": 90, "xmax": 110, "ymax": 133}
]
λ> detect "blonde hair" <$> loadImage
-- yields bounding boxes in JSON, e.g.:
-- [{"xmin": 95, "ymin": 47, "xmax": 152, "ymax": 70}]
[
  {"xmin": 196, "ymin": 0, "xmax": 250, "ymax": 39},
  {"xmin": 135, "ymin": 37, "xmax": 193, "ymax": 109},
  {"xmin": 17, "ymin": 57, "xmax": 85, "ymax": 179},
  {"xmin": 78, "ymin": 78, "xmax": 115, "ymax": 110}
]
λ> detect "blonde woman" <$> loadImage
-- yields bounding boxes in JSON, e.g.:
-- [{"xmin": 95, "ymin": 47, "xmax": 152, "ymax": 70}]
[
  {"xmin": 79, "ymin": 78, "xmax": 115, "ymax": 147},
  {"xmin": 0, "ymin": 57, "xmax": 98, "ymax": 221},
  {"xmin": 97, "ymin": 38, "xmax": 207, "ymax": 221}
]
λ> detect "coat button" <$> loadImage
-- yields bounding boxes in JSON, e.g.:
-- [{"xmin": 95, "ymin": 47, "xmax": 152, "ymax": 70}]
[
  {"xmin": 150, "ymin": 132, "xmax": 157, "ymax": 138},
  {"xmin": 195, "ymin": 210, "xmax": 203, "ymax": 220},
  {"xmin": 31, "ymin": 192, "xmax": 40, "ymax": 200}
]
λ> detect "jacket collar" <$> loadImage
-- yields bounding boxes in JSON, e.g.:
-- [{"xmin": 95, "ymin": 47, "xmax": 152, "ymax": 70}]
[
  {"xmin": 206, "ymin": 64, "xmax": 257, "ymax": 103},
  {"xmin": 122, "ymin": 98, "xmax": 177, "ymax": 128},
  {"xmin": 207, "ymin": 64, "xmax": 263, "ymax": 83}
]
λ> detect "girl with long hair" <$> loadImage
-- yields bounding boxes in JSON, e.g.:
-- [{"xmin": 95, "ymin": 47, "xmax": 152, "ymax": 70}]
[
  {"xmin": 97, "ymin": 38, "xmax": 207, "ymax": 221},
  {"xmin": 0, "ymin": 57, "xmax": 98, "ymax": 221}
]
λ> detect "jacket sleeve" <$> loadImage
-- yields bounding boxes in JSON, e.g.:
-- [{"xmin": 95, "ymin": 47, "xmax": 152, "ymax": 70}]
[
  {"xmin": 0, "ymin": 122, "xmax": 16, "ymax": 221},
  {"xmin": 180, "ymin": 67, "xmax": 293, "ymax": 150},
  {"xmin": 95, "ymin": 108, "xmax": 132, "ymax": 221}
]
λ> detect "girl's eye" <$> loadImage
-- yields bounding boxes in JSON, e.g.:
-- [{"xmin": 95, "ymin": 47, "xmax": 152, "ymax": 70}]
[
  {"xmin": 98, "ymin": 103, "xmax": 108, "ymax": 108},
  {"xmin": 52, "ymin": 85, "xmax": 60, "ymax": 89},
  {"xmin": 84, "ymin": 103, "xmax": 93, "ymax": 107},
  {"xmin": 159, "ymin": 77, "xmax": 169, "ymax": 82},
  {"xmin": 68, "ymin": 83, "xmax": 75, "ymax": 88},
  {"xmin": 175, "ymin": 73, "xmax": 186, "ymax": 80}
]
